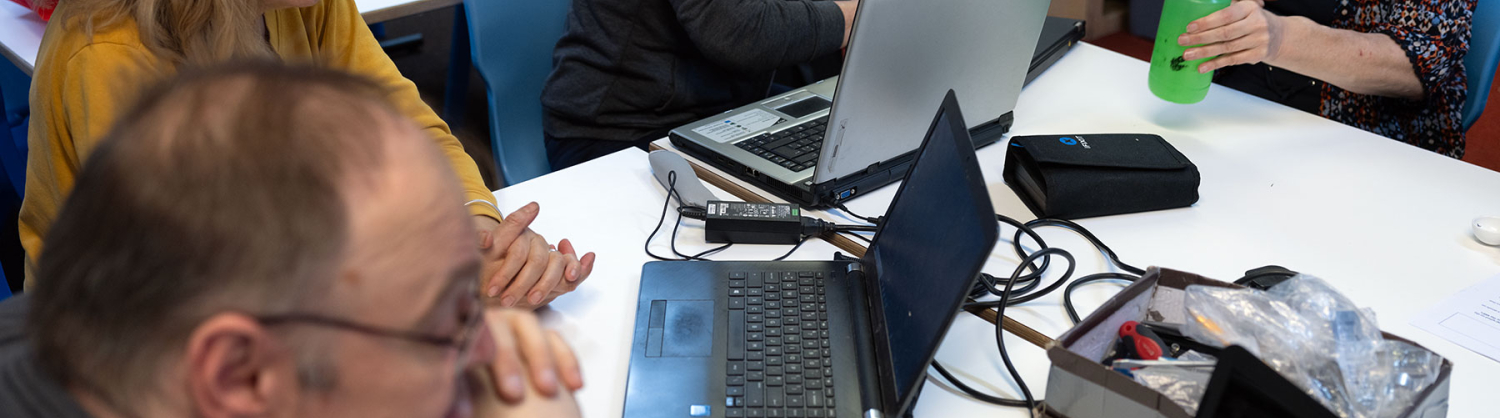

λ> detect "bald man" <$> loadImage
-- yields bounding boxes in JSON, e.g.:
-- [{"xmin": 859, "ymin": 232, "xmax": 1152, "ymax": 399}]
[{"xmin": 0, "ymin": 64, "xmax": 581, "ymax": 418}]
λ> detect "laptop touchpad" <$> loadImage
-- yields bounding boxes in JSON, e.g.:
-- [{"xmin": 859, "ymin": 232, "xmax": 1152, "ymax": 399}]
[
  {"xmin": 660, "ymin": 300, "xmax": 713, "ymax": 357},
  {"xmin": 775, "ymin": 97, "xmax": 832, "ymax": 119}
]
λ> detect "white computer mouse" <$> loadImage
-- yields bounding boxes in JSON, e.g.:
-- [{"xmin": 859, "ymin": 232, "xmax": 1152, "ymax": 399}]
[{"xmin": 1475, "ymin": 217, "xmax": 1500, "ymax": 246}]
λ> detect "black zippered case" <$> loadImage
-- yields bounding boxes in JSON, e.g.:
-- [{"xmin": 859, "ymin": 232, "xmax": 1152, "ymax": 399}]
[{"xmin": 1003, "ymin": 134, "xmax": 1200, "ymax": 219}]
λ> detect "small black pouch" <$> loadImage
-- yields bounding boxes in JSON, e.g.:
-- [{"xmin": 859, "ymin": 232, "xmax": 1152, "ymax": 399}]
[{"xmin": 1003, "ymin": 134, "xmax": 1199, "ymax": 219}]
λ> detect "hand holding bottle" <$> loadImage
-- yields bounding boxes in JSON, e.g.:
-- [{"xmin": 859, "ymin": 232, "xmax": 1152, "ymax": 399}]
[{"xmin": 1178, "ymin": 0, "xmax": 1287, "ymax": 74}]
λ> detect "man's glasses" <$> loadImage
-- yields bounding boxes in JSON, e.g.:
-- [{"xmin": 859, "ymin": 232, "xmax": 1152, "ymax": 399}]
[{"xmin": 255, "ymin": 279, "xmax": 485, "ymax": 378}]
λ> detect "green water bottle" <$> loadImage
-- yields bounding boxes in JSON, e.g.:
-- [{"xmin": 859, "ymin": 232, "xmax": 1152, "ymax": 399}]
[{"xmin": 1148, "ymin": 0, "xmax": 1232, "ymax": 104}]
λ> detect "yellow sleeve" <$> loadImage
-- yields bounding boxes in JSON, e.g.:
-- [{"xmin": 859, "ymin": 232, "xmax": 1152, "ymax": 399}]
[
  {"xmin": 57, "ymin": 44, "xmax": 160, "ymax": 156},
  {"xmin": 314, "ymin": 0, "xmax": 502, "ymax": 221},
  {"xmin": 19, "ymin": 42, "xmax": 160, "ymax": 288}
]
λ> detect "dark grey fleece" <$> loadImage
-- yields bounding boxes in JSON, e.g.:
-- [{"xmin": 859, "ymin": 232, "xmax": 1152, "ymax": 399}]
[
  {"xmin": 0, "ymin": 295, "xmax": 94, "ymax": 418},
  {"xmin": 542, "ymin": 0, "xmax": 847, "ymax": 142}
]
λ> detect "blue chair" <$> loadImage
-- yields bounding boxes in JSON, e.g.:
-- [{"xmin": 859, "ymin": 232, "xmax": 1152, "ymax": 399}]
[
  {"xmin": 0, "ymin": 59, "xmax": 25, "ymax": 194},
  {"xmin": 462, "ymin": 0, "xmax": 569, "ymax": 186},
  {"xmin": 0, "ymin": 62, "xmax": 28, "ymax": 300},
  {"xmin": 1464, "ymin": 1, "xmax": 1500, "ymax": 131}
]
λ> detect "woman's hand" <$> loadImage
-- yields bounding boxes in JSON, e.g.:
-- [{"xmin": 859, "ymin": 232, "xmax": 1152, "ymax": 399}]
[
  {"xmin": 1176, "ymin": 0, "xmax": 1424, "ymax": 100},
  {"xmin": 1178, "ymin": 0, "xmax": 1287, "ymax": 74},
  {"xmin": 474, "ymin": 202, "xmax": 597, "ymax": 310}
]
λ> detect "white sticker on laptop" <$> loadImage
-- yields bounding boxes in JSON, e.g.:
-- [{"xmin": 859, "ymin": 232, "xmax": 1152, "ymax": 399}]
[{"xmin": 692, "ymin": 109, "xmax": 782, "ymax": 143}]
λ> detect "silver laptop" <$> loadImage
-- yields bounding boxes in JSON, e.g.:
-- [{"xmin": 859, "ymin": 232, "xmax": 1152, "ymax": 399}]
[{"xmin": 668, "ymin": 0, "xmax": 1051, "ymax": 208}]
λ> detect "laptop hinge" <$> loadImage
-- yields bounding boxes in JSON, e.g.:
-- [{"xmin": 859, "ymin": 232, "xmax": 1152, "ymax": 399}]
[
  {"xmin": 834, "ymin": 252, "xmax": 876, "ymax": 301},
  {"xmin": 836, "ymin": 252, "xmax": 895, "ymax": 413}
]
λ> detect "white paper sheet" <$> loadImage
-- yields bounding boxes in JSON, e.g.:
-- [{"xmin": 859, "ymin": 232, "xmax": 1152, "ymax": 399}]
[
  {"xmin": 1412, "ymin": 275, "xmax": 1500, "ymax": 363},
  {"xmin": 690, "ymin": 108, "xmax": 782, "ymax": 143}
]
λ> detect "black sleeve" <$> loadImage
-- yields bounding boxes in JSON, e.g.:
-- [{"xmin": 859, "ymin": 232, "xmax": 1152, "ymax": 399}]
[
  {"xmin": 667, "ymin": 0, "xmax": 847, "ymax": 74},
  {"xmin": 0, "ymin": 295, "xmax": 29, "ymax": 347}
]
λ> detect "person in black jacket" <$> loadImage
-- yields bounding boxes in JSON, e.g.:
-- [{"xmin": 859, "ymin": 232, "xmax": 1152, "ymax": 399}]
[{"xmin": 541, "ymin": 0, "xmax": 859, "ymax": 169}]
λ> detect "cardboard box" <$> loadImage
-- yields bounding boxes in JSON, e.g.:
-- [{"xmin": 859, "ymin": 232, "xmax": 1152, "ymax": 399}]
[
  {"xmin": 1040, "ymin": 268, "xmax": 1452, "ymax": 418},
  {"xmin": 1048, "ymin": 0, "xmax": 1128, "ymax": 40}
]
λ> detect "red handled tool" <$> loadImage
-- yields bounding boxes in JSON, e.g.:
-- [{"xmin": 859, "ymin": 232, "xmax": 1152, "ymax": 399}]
[{"xmin": 1118, "ymin": 321, "xmax": 1165, "ymax": 361}]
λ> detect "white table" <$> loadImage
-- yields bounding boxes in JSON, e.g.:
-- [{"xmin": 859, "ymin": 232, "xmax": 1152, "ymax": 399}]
[
  {"xmin": 0, "ymin": 1, "xmax": 42, "ymax": 77},
  {"xmin": 538, "ymin": 42, "xmax": 1500, "ymax": 417},
  {"xmin": 0, "ymin": 0, "xmax": 458, "ymax": 76},
  {"xmin": 832, "ymin": 43, "xmax": 1500, "ymax": 418}
]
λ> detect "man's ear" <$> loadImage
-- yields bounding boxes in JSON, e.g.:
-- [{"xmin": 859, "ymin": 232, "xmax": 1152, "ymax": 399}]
[{"xmin": 183, "ymin": 313, "xmax": 294, "ymax": 418}]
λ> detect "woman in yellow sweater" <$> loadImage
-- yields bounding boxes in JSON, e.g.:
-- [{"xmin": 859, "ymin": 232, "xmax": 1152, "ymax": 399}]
[{"xmin": 20, "ymin": 0, "xmax": 595, "ymax": 313}]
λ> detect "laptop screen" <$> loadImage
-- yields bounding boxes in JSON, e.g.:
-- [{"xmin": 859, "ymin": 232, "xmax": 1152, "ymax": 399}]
[{"xmin": 865, "ymin": 92, "xmax": 998, "ymax": 412}]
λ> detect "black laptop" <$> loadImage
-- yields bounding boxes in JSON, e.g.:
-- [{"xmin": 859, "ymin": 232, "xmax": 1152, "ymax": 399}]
[
  {"xmin": 624, "ymin": 91, "xmax": 1000, "ymax": 418},
  {"xmin": 1029, "ymin": 16, "xmax": 1086, "ymax": 85}
]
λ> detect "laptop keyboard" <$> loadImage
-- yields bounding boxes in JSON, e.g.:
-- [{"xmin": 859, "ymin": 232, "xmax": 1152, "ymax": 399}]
[
  {"xmin": 733, "ymin": 116, "xmax": 829, "ymax": 173},
  {"xmin": 726, "ymin": 271, "xmax": 836, "ymax": 417}
]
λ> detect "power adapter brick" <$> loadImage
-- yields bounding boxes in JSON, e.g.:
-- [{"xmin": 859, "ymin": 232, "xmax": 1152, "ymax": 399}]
[{"xmin": 703, "ymin": 200, "xmax": 804, "ymax": 244}]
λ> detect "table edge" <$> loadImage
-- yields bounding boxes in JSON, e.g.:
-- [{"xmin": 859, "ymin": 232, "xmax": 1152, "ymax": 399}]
[
  {"xmin": 0, "ymin": 39, "xmax": 34, "ymax": 77},
  {"xmin": 360, "ymin": 0, "xmax": 462, "ymax": 24}
]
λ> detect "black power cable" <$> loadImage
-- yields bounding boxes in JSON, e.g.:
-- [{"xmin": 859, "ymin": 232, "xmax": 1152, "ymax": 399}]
[
  {"xmin": 833, "ymin": 202, "xmax": 883, "ymax": 225},
  {"xmin": 842, "ymin": 231, "xmax": 873, "ymax": 244},
  {"xmin": 967, "ymin": 215, "xmax": 1146, "ymax": 309},
  {"xmin": 670, "ymin": 207, "xmax": 732, "ymax": 261},
  {"xmin": 1063, "ymin": 273, "xmax": 1139, "ymax": 323},
  {"xmin": 998, "ymin": 214, "xmax": 1054, "ymax": 282},
  {"xmin": 977, "ymin": 247, "xmax": 1076, "ymax": 418},
  {"xmin": 747, "ymin": 194, "xmax": 1147, "ymax": 413},
  {"xmin": 647, "ymin": 171, "xmax": 820, "ymax": 262},
  {"xmin": 770, "ymin": 238, "xmax": 809, "ymax": 261},
  {"xmin": 930, "ymin": 362, "xmax": 1029, "ymax": 407},
  {"xmin": 1021, "ymin": 218, "xmax": 1146, "ymax": 275},
  {"xmin": 831, "ymin": 204, "xmax": 879, "ymax": 246},
  {"xmin": 644, "ymin": 171, "xmax": 687, "ymax": 261},
  {"xmin": 646, "ymin": 171, "xmax": 732, "ymax": 261},
  {"xmin": 934, "ymin": 215, "xmax": 1146, "ymax": 412}
]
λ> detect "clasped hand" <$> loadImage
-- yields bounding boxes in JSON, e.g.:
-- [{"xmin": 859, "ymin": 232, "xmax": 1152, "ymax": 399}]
[{"xmin": 473, "ymin": 202, "xmax": 597, "ymax": 310}]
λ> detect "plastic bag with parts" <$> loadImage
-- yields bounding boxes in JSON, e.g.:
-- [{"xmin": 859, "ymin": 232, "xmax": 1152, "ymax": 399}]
[{"xmin": 1179, "ymin": 275, "xmax": 1442, "ymax": 418}]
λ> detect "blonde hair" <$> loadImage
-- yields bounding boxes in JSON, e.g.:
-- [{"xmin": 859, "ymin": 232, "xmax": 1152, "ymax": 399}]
[{"xmin": 40, "ymin": 0, "xmax": 273, "ymax": 65}]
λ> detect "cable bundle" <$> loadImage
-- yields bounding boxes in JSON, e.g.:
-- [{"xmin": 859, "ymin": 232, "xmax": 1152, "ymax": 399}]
[{"xmin": 834, "ymin": 206, "xmax": 1148, "ymax": 418}]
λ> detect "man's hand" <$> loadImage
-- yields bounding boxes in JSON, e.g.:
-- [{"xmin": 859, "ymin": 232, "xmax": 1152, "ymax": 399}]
[
  {"xmin": 469, "ymin": 368, "xmax": 582, "ymax": 418},
  {"xmin": 483, "ymin": 308, "xmax": 585, "ymax": 404},
  {"xmin": 475, "ymin": 202, "xmax": 597, "ymax": 309},
  {"xmin": 1179, "ymin": 0, "xmax": 1286, "ymax": 73}
]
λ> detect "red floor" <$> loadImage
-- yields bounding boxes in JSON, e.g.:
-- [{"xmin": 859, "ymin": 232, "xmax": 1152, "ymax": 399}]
[{"xmin": 1091, "ymin": 32, "xmax": 1500, "ymax": 173}]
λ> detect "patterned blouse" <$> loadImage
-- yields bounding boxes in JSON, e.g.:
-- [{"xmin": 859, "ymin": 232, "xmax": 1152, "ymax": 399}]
[{"xmin": 1323, "ymin": 0, "xmax": 1475, "ymax": 158}]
